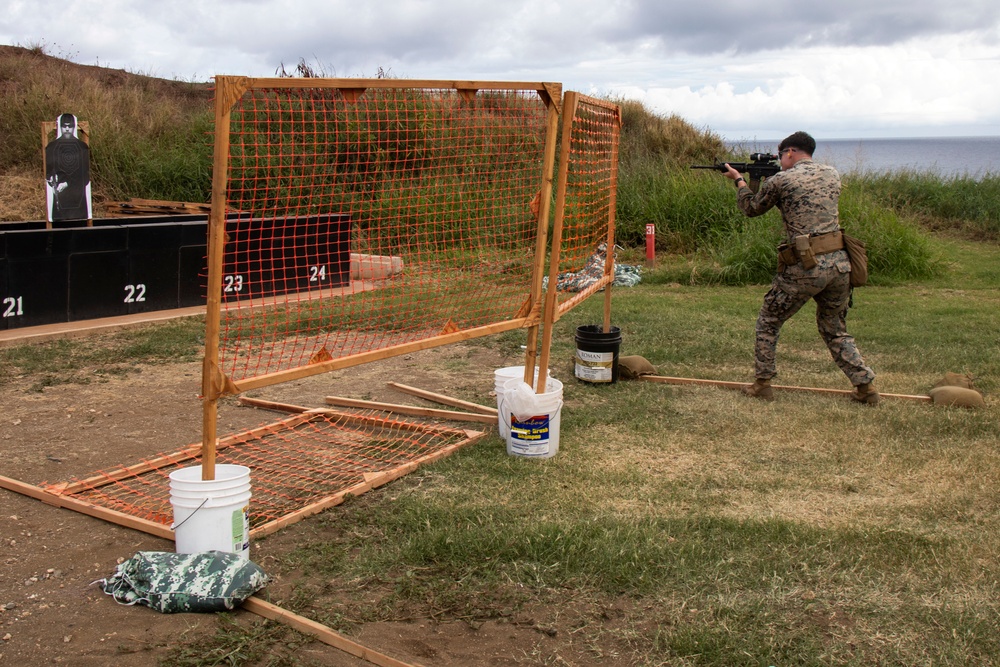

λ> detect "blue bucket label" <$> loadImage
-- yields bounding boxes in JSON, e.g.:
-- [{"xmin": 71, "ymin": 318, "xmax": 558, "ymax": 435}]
[{"xmin": 510, "ymin": 414, "xmax": 551, "ymax": 457}]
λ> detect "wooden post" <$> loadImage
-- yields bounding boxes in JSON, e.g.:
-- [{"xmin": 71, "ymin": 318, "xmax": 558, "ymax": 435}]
[
  {"xmin": 603, "ymin": 105, "xmax": 620, "ymax": 334},
  {"xmin": 535, "ymin": 91, "xmax": 579, "ymax": 394},
  {"xmin": 522, "ymin": 86, "xmax": 562, "ymax": 386},
  {"xmin": 201, "ymin": 76, "xmax": 242, "ymax": 481}
]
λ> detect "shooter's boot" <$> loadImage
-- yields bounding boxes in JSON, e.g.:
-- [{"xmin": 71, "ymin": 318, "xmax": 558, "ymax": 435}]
[
  {"xmin": 741, "ymin": 379, "xmax": 774, "ymax": 401},
  {"xmin": 850, "ymin": 381, "xmax": 880, "ymax": 406}
]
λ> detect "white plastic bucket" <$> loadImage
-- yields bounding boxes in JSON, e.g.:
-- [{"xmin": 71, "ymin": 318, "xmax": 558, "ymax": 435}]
[
  {"xmin": 502, "ymin": 376, "xmax": 563, "ymax": 459},
  {"xmin": 493, "ymin": 366, "xmax": 548, "ymax": 440},
  {"xmin": 169, "ymin": 464, "xmax": 252, "ymax": 559}
]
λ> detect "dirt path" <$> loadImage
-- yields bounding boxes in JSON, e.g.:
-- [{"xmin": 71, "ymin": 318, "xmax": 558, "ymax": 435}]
[{"xmin": 0, "ymin": 337, "xmax": 549, "ymax": 666}]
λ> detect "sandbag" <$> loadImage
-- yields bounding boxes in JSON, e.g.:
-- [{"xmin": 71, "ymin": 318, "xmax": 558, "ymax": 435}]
[
  {"xmin": 95, "ymin": 551, "xmax": 269, "ymax": 613},
  {"xmin": 932, "ymin": 372, "xmax": 979, "ymax": 392},
  {"xmin": 619, "ymin": 355, "xmax": 658, "ymax": 380},
  {"xmin": 928, "ymin": 386, "xmax": 986, "ymax": 409}
]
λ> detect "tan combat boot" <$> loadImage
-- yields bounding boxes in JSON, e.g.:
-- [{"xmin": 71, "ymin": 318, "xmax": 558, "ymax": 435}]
[
  {"xmin": 741, "ymin": 379, "xmax": 774, "ymax": 401},
  {"xmin": 851, "ymin": 381, "xmax": 880, "ymax": 406}
]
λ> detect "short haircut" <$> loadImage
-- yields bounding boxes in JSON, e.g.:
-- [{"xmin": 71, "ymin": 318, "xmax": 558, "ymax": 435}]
[{"xmin": 778, "ymin": 131, "xmax": 816, "ymax": 156}]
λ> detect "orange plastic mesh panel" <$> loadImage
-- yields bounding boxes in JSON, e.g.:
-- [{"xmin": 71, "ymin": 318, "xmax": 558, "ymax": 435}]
[
  {"xmin": 41, "ymin": 409, "xmax": 481, "ymax": 532},
  {"xmin": 213, "ymin": 81, "xmax": 553, "ymax": 385},
  {"xmin": 554, "ymin": 94, "xmax": 621, "ymax": 314}
]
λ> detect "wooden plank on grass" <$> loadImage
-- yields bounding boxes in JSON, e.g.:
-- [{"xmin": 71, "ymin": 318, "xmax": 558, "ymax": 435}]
[
  {"xmin": 638, "ymin": 375, "xmax": 932, "ymax": 402},
  {"xmin": 242, "ymin": 597, "xmax": 423, "ymax": 667},
  {"xmin": 386, "ymin": 382, "xmax": 498, "ymax": 415},
  {"xmin": 324, "ymin": 396, "xmax": 498, "ymax": 424}
]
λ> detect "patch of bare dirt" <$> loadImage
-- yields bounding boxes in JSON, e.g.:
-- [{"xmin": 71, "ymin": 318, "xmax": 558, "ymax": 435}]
[{"xmin": 1, "ymin": 334, "xmax": 621, "ymax": 666}]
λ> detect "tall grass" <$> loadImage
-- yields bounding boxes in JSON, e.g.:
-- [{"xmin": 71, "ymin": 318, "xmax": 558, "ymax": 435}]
[
  {"xmin": 614, "ymin": 144, "xmax": 943, "ymax": 285},
  {"xmin": 0, "ymin": 45, "xmax": 989, "ymax": 287},
  {"xmin": 0, "ymin": 45, "xmax": 214, "ymax": 210},
  {"xmin": 615, "ymin": 101, "xmax": 956, "ymax": 284},
  {"xmin": 616, "ymin": 160, "xmax": 736, "ymax": 251},
  {"xmin": 851, "ymin": 170, "xmax": 1000, "ymax": 240}
]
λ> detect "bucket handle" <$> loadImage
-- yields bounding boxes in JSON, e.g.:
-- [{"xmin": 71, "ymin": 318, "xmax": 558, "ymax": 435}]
[{"xmin": 169, "ymin": 497, "xmax": 208, "ymax": 531}]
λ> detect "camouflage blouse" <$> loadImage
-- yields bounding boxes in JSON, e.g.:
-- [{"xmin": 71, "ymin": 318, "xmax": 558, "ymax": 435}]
[{"xmin": 736, "ymin": 159, "xmax": 842, "ymax": 244}]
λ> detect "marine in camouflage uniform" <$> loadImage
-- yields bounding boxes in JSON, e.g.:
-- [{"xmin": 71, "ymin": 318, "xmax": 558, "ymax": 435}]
[{"xmin": 725, "ymin": 131, "xmax": 878, "ymax": 404}]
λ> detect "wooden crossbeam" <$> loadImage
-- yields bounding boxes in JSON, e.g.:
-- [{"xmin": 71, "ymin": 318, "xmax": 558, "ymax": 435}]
[{"xmin": 386, "ymin": 382, "xmax": 498, "ymax": 416}]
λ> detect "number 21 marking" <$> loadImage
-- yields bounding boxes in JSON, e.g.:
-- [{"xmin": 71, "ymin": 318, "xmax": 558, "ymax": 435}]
[{"xmin": 2, "ymin": 296, "xmax": 23, "ymax": 318}]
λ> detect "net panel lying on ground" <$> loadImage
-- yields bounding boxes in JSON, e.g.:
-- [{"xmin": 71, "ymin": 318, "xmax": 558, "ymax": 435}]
[
  {"xmin": 41, "ymin": 409, "xmax": 481, "ymax": 532},
  {"xmin": 212, "ymin": 79, "xmax": 556, "ymax": 386}
]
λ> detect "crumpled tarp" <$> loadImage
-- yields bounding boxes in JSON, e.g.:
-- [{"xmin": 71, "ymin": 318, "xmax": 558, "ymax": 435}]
[{"xmin": 544, "ymin": 243, "xmax": 643, "ymax": 293}]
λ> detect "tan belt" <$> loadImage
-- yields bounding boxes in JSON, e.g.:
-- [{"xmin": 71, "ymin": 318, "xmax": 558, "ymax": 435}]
[{"xmin": 777, "ymin": 230, "xmax": 844, "ymax": 269}]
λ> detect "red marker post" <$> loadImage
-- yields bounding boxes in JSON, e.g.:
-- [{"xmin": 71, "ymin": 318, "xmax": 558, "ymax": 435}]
[{"xmin": 645, "ymin": 223, "xmax": 655, "ymax": 267}]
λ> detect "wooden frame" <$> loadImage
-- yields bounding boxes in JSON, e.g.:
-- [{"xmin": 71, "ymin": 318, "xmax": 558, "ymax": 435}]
[
  {"xmin": 0, "ymin": 409, "xmax": 486, "ymax": 544},
  {"xmin": 201, "ymin": 77, "xmax": 566, "ymax": 474}
]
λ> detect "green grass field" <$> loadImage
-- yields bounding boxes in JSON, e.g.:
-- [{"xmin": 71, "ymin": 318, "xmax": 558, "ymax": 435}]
[
  {"xmin": 3, "ymin": 48, "xmax": 999, "ymax": 663},
  {"xmin": 137, "ymin": 238, "xmax": 1000, "ymax": 666}
]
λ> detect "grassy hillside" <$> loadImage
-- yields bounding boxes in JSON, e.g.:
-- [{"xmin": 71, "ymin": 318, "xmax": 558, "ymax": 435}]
[
  {"xmin": 0, "ymin": 43, "xmax": 213, "ymax": 220},
  {"xmin": 1, "ymin": 43, "xmax": 995, "ymax": 287}
]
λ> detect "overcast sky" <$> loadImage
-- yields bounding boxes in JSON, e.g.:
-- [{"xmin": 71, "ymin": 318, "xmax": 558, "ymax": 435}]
[{"xmin": 3, "ymin": 0, "xmax": 999, "ymax": 141}]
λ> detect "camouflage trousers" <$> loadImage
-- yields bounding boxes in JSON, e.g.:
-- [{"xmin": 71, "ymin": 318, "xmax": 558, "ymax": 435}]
[{"xmin": 754, "ymin": 265, "xmax": 875, "ymax": 386}]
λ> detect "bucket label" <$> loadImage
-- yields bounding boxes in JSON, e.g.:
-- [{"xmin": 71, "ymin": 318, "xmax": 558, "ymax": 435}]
[
  {"xmin": 232, "ymin": 505, "xmax": 250, "ymax": 554},
  {"xmin": 576, "ymin": 349, "xmax": 614, "ymax": 382},
  {"xmin": 510, "ymin": 414, "xmax": 551, "ymax": 457}
]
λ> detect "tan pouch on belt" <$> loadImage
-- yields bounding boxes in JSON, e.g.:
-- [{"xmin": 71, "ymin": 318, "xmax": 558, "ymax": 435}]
[{"xmin": 794, "ymin": 235, "xmax": 817, "ymax": 269}]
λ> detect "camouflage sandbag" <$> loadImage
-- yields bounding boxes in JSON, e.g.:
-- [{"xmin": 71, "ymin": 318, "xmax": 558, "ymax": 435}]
[{"xmin": 96, "ymin": 551, "xmax": 268, "ymax": 613}]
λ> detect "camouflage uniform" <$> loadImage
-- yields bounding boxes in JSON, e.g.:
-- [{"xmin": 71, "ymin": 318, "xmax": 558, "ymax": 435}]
[{"xmin": 736, "ymin": 159, "xmax": 875, "ymax": 386}]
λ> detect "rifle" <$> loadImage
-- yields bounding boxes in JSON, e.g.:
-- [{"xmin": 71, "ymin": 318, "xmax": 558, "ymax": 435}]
[{"xmin": 690, "ymin": 152, "xmax": 780, "ymax": 193}]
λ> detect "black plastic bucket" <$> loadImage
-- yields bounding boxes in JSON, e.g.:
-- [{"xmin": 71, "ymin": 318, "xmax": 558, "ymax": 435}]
[{"xmin": 574, "ymin": 325, "xmax": 622, "ymax": 384}]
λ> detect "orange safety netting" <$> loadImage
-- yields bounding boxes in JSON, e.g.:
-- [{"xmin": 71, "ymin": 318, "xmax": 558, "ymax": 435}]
[
  {"xmin": 211, "ymin": 80, "xmax": 556, "ymax": 387},
  {"xmin": 0, "ymin": 83, "xmax": 624, "ymax": 545},
  {"xmin": 553, "ymin": 93, "xmax": 621, "ymax": 315},
  {"xmin": 41, "ymin": 409, "xmax": 482, "ymax": 535}
]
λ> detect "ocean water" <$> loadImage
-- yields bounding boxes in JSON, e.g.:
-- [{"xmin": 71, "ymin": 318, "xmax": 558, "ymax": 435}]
[{"xmin": 729, "ymin": 136, "xmax": 1000, "ymax": 179}]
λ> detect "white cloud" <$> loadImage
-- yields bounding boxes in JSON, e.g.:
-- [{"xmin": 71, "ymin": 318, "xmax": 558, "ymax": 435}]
[{"xmin": 1, "ymin": 0, "xmax": 999, "ymax": 137}]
